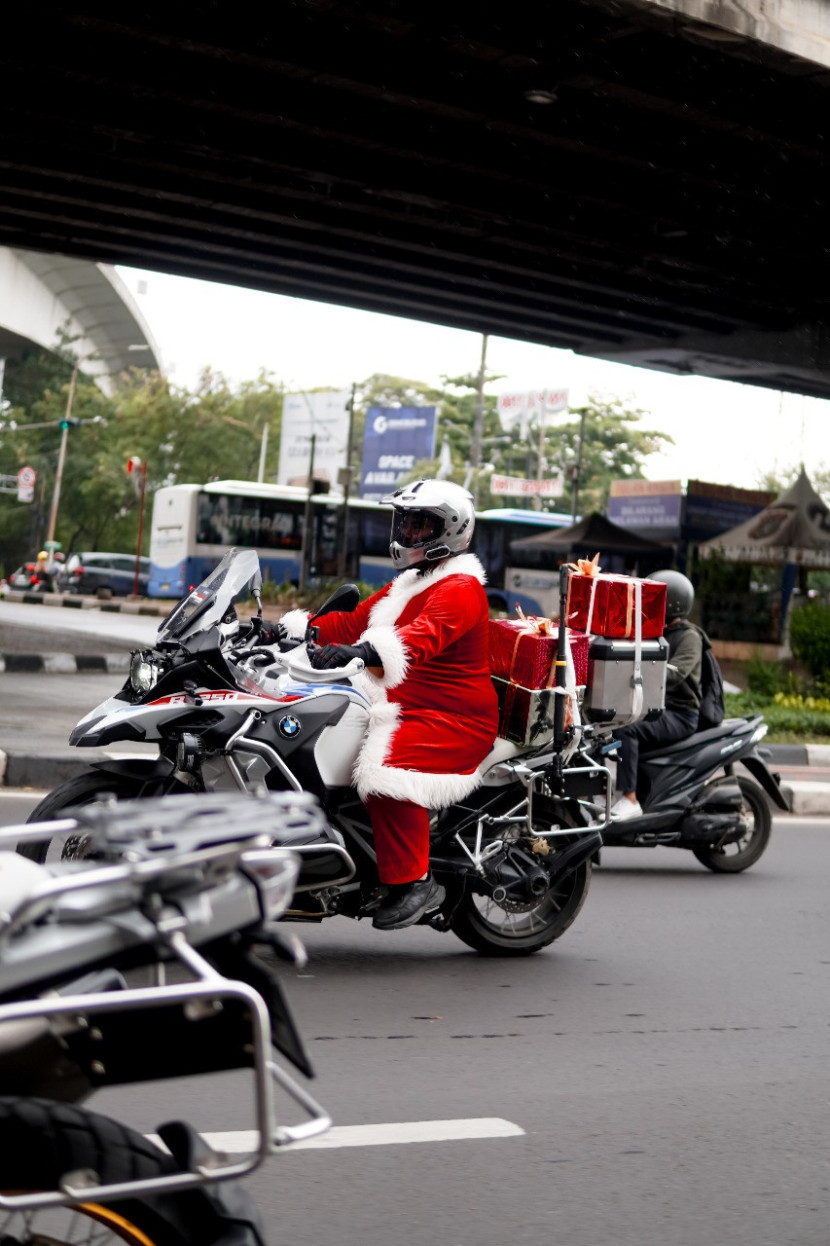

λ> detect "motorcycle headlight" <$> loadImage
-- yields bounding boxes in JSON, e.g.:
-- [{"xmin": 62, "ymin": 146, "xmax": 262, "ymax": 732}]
[{"xmin": 130, "ymin": 650, "xmax": 161, "ymax": 693}]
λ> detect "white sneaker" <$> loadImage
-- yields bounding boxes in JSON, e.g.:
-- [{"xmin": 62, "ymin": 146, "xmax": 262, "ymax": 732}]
[{"xmin": 610, "ymin": 796, "xmax": 643, "ymax": 821}]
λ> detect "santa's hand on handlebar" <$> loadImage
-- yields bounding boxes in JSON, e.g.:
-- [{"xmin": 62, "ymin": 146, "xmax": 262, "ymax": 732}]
[{"xmin": 309, "ymin": 642, "xmax": 381, "ymax": 671}]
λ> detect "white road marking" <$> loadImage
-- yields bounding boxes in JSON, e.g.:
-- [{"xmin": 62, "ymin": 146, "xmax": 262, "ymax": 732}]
[{"xmin": 147, "ymin": 1118, "xmax": 524, "ymax": 1153}]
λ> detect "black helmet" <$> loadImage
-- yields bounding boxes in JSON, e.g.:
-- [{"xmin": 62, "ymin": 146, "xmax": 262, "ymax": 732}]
[{"xmin": 647, "ymin": 569, "xmax": 694, "ymax": 620}]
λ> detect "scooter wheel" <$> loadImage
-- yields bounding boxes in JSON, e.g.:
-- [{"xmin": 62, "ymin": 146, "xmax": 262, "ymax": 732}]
[{"xmin": 692, "ymin": 776, "xmax": 772, "ymax": 873}]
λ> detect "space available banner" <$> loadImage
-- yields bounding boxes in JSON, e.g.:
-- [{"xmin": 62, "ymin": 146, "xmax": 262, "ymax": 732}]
[
  {"xmin": 277, "ymin": 390, "xmax": 351, "ymax": 486},
  {"xmin": 359, "ymin": 406, "xmax": 438, "ymax": 502}
]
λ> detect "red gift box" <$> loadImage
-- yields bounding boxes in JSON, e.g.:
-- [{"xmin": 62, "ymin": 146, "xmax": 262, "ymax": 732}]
[
  {"xmin": 489, "ymin": 618, "xmax": 589, "ymax": 687},
  {"xmin": 492, "ymin": 677, "xmax": 556, "ymax": 746},
  {"xmin": 564, "ymin": 573, "xmax": 666, "ymax": 640}
]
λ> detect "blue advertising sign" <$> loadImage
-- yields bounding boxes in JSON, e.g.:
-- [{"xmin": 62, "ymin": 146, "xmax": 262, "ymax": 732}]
[
  {"xmin": 359, "ymin": 406, "xmax": 438, "ymax": 502},
  {"xmin": 607, "ymin": 480, "xmax": 683, "ymax": 540}
]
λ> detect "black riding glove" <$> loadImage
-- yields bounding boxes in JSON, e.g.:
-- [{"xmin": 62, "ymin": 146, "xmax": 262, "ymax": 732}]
[
  {"xmin": 259, "ymin": 620, "xmax": 287, "ymax": 645},
  {"xmin": 309, "ymin": 641, "xmax": 381, "ymax": 670}
]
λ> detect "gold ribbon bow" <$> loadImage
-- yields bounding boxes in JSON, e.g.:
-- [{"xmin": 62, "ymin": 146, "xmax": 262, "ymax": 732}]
[{"xmin": 564, "ymin": 552, "xmax": 601, "ymax": 577}]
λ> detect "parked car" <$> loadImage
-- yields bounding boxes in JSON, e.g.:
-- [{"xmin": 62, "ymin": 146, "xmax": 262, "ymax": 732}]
[
  {"xmin": 8, "ymin": 561, "xmax": 55, "ymax": 592},
  {"xmin": 56, "ymin": 551, "xmax": 151, "ymax": 597}
]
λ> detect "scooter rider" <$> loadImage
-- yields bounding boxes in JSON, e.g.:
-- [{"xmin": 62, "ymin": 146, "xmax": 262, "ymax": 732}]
[
  {"xmin": 279, "ymin": 479, "xmax": 499, "ymax": 931},
  {"xmin": 610, "ymin": 569, "xmax": 703, "ymax": 821}
]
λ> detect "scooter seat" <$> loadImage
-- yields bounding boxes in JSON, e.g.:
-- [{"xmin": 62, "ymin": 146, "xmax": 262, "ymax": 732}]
[{"xmin": 640, "ymin": 718, "xmax": 744, "ymax": 760}]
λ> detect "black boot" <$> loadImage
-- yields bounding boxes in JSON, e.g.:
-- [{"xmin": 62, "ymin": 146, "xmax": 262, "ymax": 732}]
[{"xmin": 372, "ymin": 873, "xmax": 446, "ymax": 931}]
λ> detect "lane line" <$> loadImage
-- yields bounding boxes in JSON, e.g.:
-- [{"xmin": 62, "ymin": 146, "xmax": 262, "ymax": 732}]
[{"xmin": 147, "ymin": 1118, "xmax": 524, "ymax": 1153}]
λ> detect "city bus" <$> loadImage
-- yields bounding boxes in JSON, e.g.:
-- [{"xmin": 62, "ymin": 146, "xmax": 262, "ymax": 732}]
[{"xmin": 148, "ymin": 480, "xmax": 574, "ymax": 616}]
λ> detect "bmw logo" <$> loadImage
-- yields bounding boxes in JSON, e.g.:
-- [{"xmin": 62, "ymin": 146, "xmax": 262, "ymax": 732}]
[{"xmin": 278, "ymin": 715, "xmax": 302, "ymax": 739}]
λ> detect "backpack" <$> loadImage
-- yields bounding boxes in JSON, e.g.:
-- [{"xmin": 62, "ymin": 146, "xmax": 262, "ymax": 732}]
[{"xmin": 693, "ymin": 626, "xmax": 725, "ymax": 731}]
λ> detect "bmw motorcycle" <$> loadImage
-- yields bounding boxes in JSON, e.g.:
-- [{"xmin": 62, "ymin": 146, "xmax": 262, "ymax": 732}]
[
  {"xmin": 585, "ymin": 717, "xmax": 789, "ymax": 872},
  {"xmin": 22, "ymin": 548, "xmax": 602, "ymax": 957}
]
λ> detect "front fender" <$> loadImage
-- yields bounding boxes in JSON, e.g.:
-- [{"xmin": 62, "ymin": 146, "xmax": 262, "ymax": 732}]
[
  {"xmin": 739, "ymin": 750, "xmax": 791, "ymax": 811},
  {"xmin": 89, "ymin": 756, "xmax": 177, "ymax": 785}
]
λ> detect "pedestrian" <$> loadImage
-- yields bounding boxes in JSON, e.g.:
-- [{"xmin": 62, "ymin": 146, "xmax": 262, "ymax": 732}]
[
  {"xmin": 280, "ymin": 479, "xmax": 499, "ymax": 929},
  {"xmin": 610, "ymin": 569, "xmax": 703, "ymax": 820}
]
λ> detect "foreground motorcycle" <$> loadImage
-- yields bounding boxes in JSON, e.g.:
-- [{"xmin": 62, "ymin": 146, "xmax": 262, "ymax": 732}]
[
  {"xmin": 1, "ymin": 789, "xmax": 330, "ymax": 1245},
  {"xmin": 585, "ymin": 716, "xmax": 789, "ymax": 871},
  {"xmin": 22, "ymin": 548, "xmax": 602, "ymax": 957}
]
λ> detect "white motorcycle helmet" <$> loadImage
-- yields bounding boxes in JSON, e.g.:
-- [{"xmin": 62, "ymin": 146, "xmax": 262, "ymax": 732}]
[{"xmin": 383, "ymin": 479, "xmax": 475, "ymax": 571}]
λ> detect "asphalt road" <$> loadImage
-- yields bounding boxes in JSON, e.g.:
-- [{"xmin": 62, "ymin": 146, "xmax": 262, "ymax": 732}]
[{"xmin": 0, "ymin": 785, "xmax": 826, "ymax": 1246}]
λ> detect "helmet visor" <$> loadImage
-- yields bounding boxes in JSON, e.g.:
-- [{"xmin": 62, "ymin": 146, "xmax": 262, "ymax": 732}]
[{"xmin": 391, "ymin": 508, "xmax": 443, "ymax": 549}]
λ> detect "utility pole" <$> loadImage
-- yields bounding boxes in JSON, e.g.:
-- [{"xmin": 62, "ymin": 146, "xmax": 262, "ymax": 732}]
[
  {"xmin": 571, "ymin": 409, "xmax": 587, "ymax": 521},
  {"xmin": 470, "ymin": 333, "xmax": 488, "ymax": 500},
  {"xmin": 299, "ymin": 433, "xmax": 316, "ymax": 591},
  {"xmin": 337, "ymin": 382, "xmax": 357, "ymax": 579}
]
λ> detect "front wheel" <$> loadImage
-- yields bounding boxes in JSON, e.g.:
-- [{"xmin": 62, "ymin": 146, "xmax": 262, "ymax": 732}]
[
  {"xmin": 18, "ymin": 770, "xmax": 189, "ymax": 864},
  {"xmin": 448, "ymin": 830, "xmax": 593, "ymax": 957},
  {"xmin": 692, "ymin": 776, "xmax": 772, "ymax": 873},
  {"xmin": 0, "ymin": 1097, "xmax": 200, "ymax": 1245}
]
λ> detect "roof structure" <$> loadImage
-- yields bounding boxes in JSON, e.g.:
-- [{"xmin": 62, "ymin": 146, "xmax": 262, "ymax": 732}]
[
  {"xmin": 698, "ymin": 468, "xmax": 830, "ymax": 568},
  {"xmin": 2, "ymin": 2, "xmax": 830, "ymax": 396},
  {"xmin": 509, "ymin": 510, "xmax": 668, "ymax": 563}
]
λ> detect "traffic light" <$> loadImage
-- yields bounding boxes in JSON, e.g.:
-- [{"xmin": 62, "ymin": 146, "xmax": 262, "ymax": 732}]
[{"xmin": 58, "ymin": 416, "xmax": 81, "ymax": 430}]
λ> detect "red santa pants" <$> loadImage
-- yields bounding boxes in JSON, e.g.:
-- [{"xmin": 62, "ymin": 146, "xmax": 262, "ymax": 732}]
[{"xmin": 363, "ymin": 794, "xmax": 430, "ymax": 885}]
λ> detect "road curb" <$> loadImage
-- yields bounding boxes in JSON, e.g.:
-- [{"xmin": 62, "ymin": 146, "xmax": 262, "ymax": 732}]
[
  {"xmin": 1, "ymin": 589, "xmax": 168, "ymax": 616},
  {"xmin": 0, "ymin": 654, "xmax": 131, "ymax": 673}
]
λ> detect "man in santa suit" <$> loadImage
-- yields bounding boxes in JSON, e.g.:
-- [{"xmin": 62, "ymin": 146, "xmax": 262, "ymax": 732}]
[{"xmin": 280, "ymin": 479, "xmax": 499, "ymax": 931}]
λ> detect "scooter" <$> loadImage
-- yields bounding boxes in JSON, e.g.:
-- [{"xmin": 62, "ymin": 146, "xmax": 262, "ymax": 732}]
[{"xmin": 585, "ymin": 716, "xmax": 789, "ymax": 872}]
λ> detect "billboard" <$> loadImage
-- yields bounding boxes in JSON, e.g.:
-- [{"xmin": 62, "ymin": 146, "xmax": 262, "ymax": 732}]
[
  {"xmin": 607, "ymin": 479, "xmax": 683, "ymax": 540},
  {"xmin": 359, "ymin": 406, "xmax": 438, "ymax": 502},
  {"xmin": 490, "ymin": 473, "xmax": 564, "ymax": 499},
  {"xmin": 277, "ymin": 389, "xmax": 351, "ymax": 487},
  {"xmin": 683, "ymin": 479, "xmax": 776, "ymax": 541}
]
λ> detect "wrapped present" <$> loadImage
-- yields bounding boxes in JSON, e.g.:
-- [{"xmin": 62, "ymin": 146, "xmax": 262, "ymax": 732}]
[
  {"xmin": 489, "ymin": 616, "xmax": 590, "ymax": 688},
  {"xmin": 493, "ymin": 677, "xmax": 556, "ymax": 746},
  {"xmin": 564, "ymin": 571, "xmax": 666, "ymax": 640}
]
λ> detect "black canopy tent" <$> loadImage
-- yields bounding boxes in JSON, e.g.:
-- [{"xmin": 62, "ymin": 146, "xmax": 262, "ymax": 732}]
[{"xmin": 509, "ymin": 511, "xmax": 669, "ymax": 575}]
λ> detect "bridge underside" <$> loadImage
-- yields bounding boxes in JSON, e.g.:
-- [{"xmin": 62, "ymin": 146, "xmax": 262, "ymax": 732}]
[{"xmin": 2, "ymin": 2, "xmax": 829, "ymax": 396}]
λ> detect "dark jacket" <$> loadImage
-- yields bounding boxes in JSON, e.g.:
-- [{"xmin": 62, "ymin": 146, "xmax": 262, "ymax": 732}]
[{"xmin": 665, "ymin": 619, "xmax": 703, "ymax": 714}]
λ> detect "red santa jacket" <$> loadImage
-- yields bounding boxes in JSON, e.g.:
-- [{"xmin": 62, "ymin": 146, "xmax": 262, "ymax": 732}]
[{"xmin": 282, "ymin": 553, "xmax": 499, "ymax": 808}]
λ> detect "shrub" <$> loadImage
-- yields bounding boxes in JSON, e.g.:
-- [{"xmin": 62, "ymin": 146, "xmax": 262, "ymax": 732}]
[
  {"xmin": 789, "ymin": 601, "xmax": 830, "ymax": 679},
  {"xmin": 744, "ymin": 654, "xmax": 786, "ymax": 698}
]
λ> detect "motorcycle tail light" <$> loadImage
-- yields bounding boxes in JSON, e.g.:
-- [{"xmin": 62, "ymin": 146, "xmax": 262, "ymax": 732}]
[
  {"xmin": 750, "ymin": 723, "xmax": 768, "ymax": 746},
  {"xmin": 242, "ymin": 848, "xmax": 300, "ymax": 922}
]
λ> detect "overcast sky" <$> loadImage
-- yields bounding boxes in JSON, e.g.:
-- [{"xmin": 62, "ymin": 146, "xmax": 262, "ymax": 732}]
[{"xmin": 120, "ymin": 265, "xmax": 828, "ymax": 494}]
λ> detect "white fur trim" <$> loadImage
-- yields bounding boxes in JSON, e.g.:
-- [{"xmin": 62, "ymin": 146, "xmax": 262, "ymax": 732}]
[
  {"xmin": 360, "ymin": 624, "xmax": 408, "ymax": 688},
  {"xmin": 367, "ymin": 554, "xmax": 487, "ymax": 630},
  {"xmin": 279, "ymin": 608, "xmax": 310, "ymax": 640},
  {"xmin": 353, "ymin": 699, "xmax": 485, "ymax": 808}
]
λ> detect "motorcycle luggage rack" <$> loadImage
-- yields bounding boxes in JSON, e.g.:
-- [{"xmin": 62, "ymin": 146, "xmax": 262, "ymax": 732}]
[{"xmin": 0, "ymin": 794, "xmax": 332, "ymax": 1212}]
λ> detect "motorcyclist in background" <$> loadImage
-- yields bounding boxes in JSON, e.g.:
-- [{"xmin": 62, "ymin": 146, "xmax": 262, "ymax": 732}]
[
  {"xmin": 610, "ymin": 569, "xmax": 703, "ymax": 821},
  {"xmin": 279, "ymin": 479, "xmax": 499, "ymax": 931}
]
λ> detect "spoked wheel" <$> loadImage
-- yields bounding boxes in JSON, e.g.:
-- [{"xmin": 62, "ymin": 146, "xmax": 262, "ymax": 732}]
[
  {"xmin": 18, "ymin": 771, "xmax": 188, "ymax": 865},
  {"xmin": 0, "ymin": 1098, "xmax": 196, "ymax": 1245},
  {"xmin": 448, "ymin": 801, "xmax": 594, "ymax": 957},
  {"xmin": 692, "ymin": 776, "xmax": 772, "ymax": 873}
]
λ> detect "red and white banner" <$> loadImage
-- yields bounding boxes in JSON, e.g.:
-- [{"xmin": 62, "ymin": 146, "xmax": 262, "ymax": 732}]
[
  {"xmin": 490, "ymin": 473, "xmax": 564, "ymax": 498},
  {"xmin": 496, "ymin": 388, "xmax": 569, "ymax": 438}
]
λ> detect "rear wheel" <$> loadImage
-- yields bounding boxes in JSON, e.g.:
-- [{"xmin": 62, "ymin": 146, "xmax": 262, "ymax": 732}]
[
  {"xmin": 0, "ymin": 1097, "xmax": 197, "ymax": 1245},
  {"xmin": 692, "ymin": 776, "xmax": 772, "ymax": 873},
  {"xmin": 448, "ymin": 803, "xmax": 593, "ymax": 957},
  {"xmin": 18, "ymin": 771, "xmax": 186, "ymax": 865}
]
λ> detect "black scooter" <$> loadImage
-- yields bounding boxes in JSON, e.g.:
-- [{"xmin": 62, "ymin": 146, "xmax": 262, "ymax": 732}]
[{"xmin": 586, "ymin": 715, "xmax": 789, "ymax": 872}]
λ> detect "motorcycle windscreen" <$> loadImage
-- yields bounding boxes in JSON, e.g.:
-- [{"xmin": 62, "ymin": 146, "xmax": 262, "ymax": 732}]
[{"xmin": 157, "ymin": 548, "xmax": 261, "ymax": 644}]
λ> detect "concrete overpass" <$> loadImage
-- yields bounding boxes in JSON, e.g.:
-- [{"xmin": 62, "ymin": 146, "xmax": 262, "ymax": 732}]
[
  {"xmin": 2, "ymin": 1, "xmax": 829, "ymax": 396},
  {"xmin": 0, "ymin": 250, "xmax": 161, "ymax": 392}
]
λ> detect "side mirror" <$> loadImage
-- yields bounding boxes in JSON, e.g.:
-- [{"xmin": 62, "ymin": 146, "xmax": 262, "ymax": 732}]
[{"xmin": 309, "ymin": 583, "xmax": 360, "ymax": 622}]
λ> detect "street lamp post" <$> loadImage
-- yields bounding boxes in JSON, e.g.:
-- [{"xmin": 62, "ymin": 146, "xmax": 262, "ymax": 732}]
[{"xmin": 46, "ymin": 345, "xmax": 150, "ymax": 548}]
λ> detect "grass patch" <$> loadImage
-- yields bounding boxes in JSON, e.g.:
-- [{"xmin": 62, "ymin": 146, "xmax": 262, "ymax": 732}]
[{"xmin": 725, "ymin": 692, "xmax": 830, "ymax": 744}]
